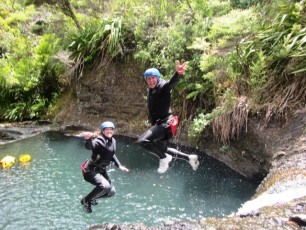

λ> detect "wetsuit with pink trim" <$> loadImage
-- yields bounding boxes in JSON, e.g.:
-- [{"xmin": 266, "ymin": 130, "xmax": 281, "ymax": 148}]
[{"xmin": 82, "ymin": 134, "xmax": 122, "ymax": 204}]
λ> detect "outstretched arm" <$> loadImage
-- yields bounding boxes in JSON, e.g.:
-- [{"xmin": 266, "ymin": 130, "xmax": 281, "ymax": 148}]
[{"xmin": 113, "ymin": 154, "xmax": 129, "ymax": 172}]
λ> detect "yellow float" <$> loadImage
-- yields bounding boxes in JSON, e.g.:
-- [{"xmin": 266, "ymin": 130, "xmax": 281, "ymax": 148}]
[
  {"xmin": 19, "ymin": 154, "xmax": 31, "ymax": 163},
  {"xmin": 0, "ymin": 156, "xmax": 16, "ymax": 169}
]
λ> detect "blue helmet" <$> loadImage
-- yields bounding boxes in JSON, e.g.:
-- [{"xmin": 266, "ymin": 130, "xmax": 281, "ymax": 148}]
[
  {"xmin": 100, "ymin": 121, "xmax": 115, "ymax": 130},
  {"xmin": 144, "ymin": 68, "xmax": 160, "ymax": 82}
]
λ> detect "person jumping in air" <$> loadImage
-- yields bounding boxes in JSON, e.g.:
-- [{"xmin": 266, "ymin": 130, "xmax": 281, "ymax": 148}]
[
  {"xmin": 80, "ymin": 121, "xmax": 129, "ymax": 213},
  {"xmin": 137, "ymin": 60, "xmax": 200, "ymax": 174}
]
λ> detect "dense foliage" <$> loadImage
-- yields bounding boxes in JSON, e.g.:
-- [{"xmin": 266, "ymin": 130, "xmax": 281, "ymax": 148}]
[
  {"xmin": 0, "ymin": 2, "xmax": 65, "ymax": 120},
  {"xmin": 190, "ymin": 0, "xmax": 306, "ymax": 142},
  {"xmin": 0, "ymin": 0, "xmax": 305, "ymax": 144}
]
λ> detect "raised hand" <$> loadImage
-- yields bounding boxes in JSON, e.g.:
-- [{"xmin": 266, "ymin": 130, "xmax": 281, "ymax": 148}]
[{"xmin": 175, "ymin": 60, "xmax": 188, "ymax": 75}]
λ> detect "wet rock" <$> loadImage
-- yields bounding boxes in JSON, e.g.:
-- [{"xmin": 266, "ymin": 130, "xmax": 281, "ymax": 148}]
[
  {"xmin": 0, "ymin": 121, "xmax": 52, "ymax": 144},
  {"xmin": 289, "ymin": 215, "xmax": 306, "ymax": 227},
  {"xmin": 293, "ymin": 202, "xmax": 306, "ymax": 213},
  {"xmin": 88, "ymin": 223, "xmax": 122, "ymax": 230},
  {"xmin": 239, "ymin": 212, "xmax": 261, "ymax": 218},
  {"xmin": 163, "ymin": 220, "xmax": 174, "ymax": 226},
  {"xmin": 0, "ymin": 131, "xmax": 16, "ymax": 141},
  {"xmin": 273, "ymin": 217, "xmax": 287, "ymax": 225},
  {"xmin": 285, "ymin": 209, "xmax": 293, "ymax": 216}
]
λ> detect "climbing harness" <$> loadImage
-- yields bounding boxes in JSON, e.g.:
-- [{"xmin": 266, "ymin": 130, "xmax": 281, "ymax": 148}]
[
  {"xmin": 169, "ymin": 116, "xmax": 178, "ymax": 136},
  {"xmin": 81, "ymin": 159, "xmax": 89, "ymax": 173}
]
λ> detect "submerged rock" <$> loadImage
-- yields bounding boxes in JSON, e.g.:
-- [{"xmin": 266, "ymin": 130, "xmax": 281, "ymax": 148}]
[{"xmin": 0, "ymin": 121, "xmax": 53, "ymax": 145}]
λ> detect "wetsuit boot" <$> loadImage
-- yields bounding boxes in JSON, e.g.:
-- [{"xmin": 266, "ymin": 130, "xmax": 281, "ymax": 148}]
[
  {"xmin": 82, "ymin": 186, "xmax": 107, "ymax": 213},
  {"xmin": 167, "ymin": 147, "xmax": 200, "ymax": 171},
  {"xmin": 157, "ymin": 153, "xmax": 172, "ymax": 174},
  {"xmin": 81, "ymin": 198, "xmax": 92, "ymax": 213}
]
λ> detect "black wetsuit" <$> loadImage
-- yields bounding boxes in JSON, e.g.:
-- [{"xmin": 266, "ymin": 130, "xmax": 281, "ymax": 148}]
[
  {"xmin": 147, "ymin": 72, "xmax": 179, "ymax": 125},
  {"xmin": 82, "ymin": 134, "xmax": 121, "ymax": 203},
  {"xmin": 137, "ymin": 72, "xmax": 189, "ymax": 161}
]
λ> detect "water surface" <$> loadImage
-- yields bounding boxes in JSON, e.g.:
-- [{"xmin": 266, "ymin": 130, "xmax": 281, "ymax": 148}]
[{"xmin": 0, "ymin": 131, "xmax": 258, "ymax": 229}]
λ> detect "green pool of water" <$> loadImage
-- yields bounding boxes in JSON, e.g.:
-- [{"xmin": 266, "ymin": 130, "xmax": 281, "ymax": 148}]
[{"xmin": 0, "ymin": 131, "xmax": 258, "ymax": 229}]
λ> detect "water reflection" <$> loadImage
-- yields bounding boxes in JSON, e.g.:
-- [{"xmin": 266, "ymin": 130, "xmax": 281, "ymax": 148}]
[{"xmin": 0, "ymin": 131, "xmax": 258, "ymax": 229}]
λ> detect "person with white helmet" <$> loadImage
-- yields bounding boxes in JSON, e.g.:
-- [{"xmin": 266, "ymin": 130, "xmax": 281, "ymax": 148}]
[
  {"xmin": 80, "ymin": 121, "xmax": 129, "ymax": 213},
  {"xmin": 137, "ymin": 60, "xmax": 200, "ymax": 174}
]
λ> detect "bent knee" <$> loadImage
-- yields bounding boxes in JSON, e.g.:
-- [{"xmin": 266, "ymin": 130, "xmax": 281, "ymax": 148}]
[
  {"xmin": 104, "ymin": 182, "xmax": 112, "ymax": 193},
  {"xmin": 107, "ymin": 186, "xmax": 116, "ymax": 197},
  {"xmin": 97, "ymin": 180, "xmax": 112, "ymax": 193},
  {"xmin": 137, "ymin": 138, "xmax": 150, "ymax": 147},
  {"xmin": 136, "ymin": 136, "xmax": 144, "ymax": 144}
]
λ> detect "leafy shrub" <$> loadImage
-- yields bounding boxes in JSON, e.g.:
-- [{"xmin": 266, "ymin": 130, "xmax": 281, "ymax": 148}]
[
  {"xmin": 0, "ymin": 30, "xmax": 62, "ymax": 121},
  {"xmin": 209, "ymin": 0, "xmax": 232, "ymax": 16},
  {"xmin": 191, "ymin": 0, "xmax": 306, "ymax": 143},
  {"xmin": 66, "ymin": 17, "xmax": 135, "ymax": 77},
  {"xmin": 231, "ymin": 0, "xmax": 263, "ymax": 9},
  {"xmin": 206, "ymin": 9, "xmax": 258, "ymax": 42},
  {"xmin": 234, "ymin": 0, "xmax": 306, "ymax": 122},
  {"xmin": 30, "ymin": 20, "xmax": 48, "ymax": 35},
  {"xmin": 188, "ymin": 6, "xmax": 260, "ymax": 142}
]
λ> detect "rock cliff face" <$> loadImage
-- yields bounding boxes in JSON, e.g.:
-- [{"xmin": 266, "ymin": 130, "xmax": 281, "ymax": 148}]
[{"xmin": 55, "ymin": 58, "xmax": 148, "ymax": 136}]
